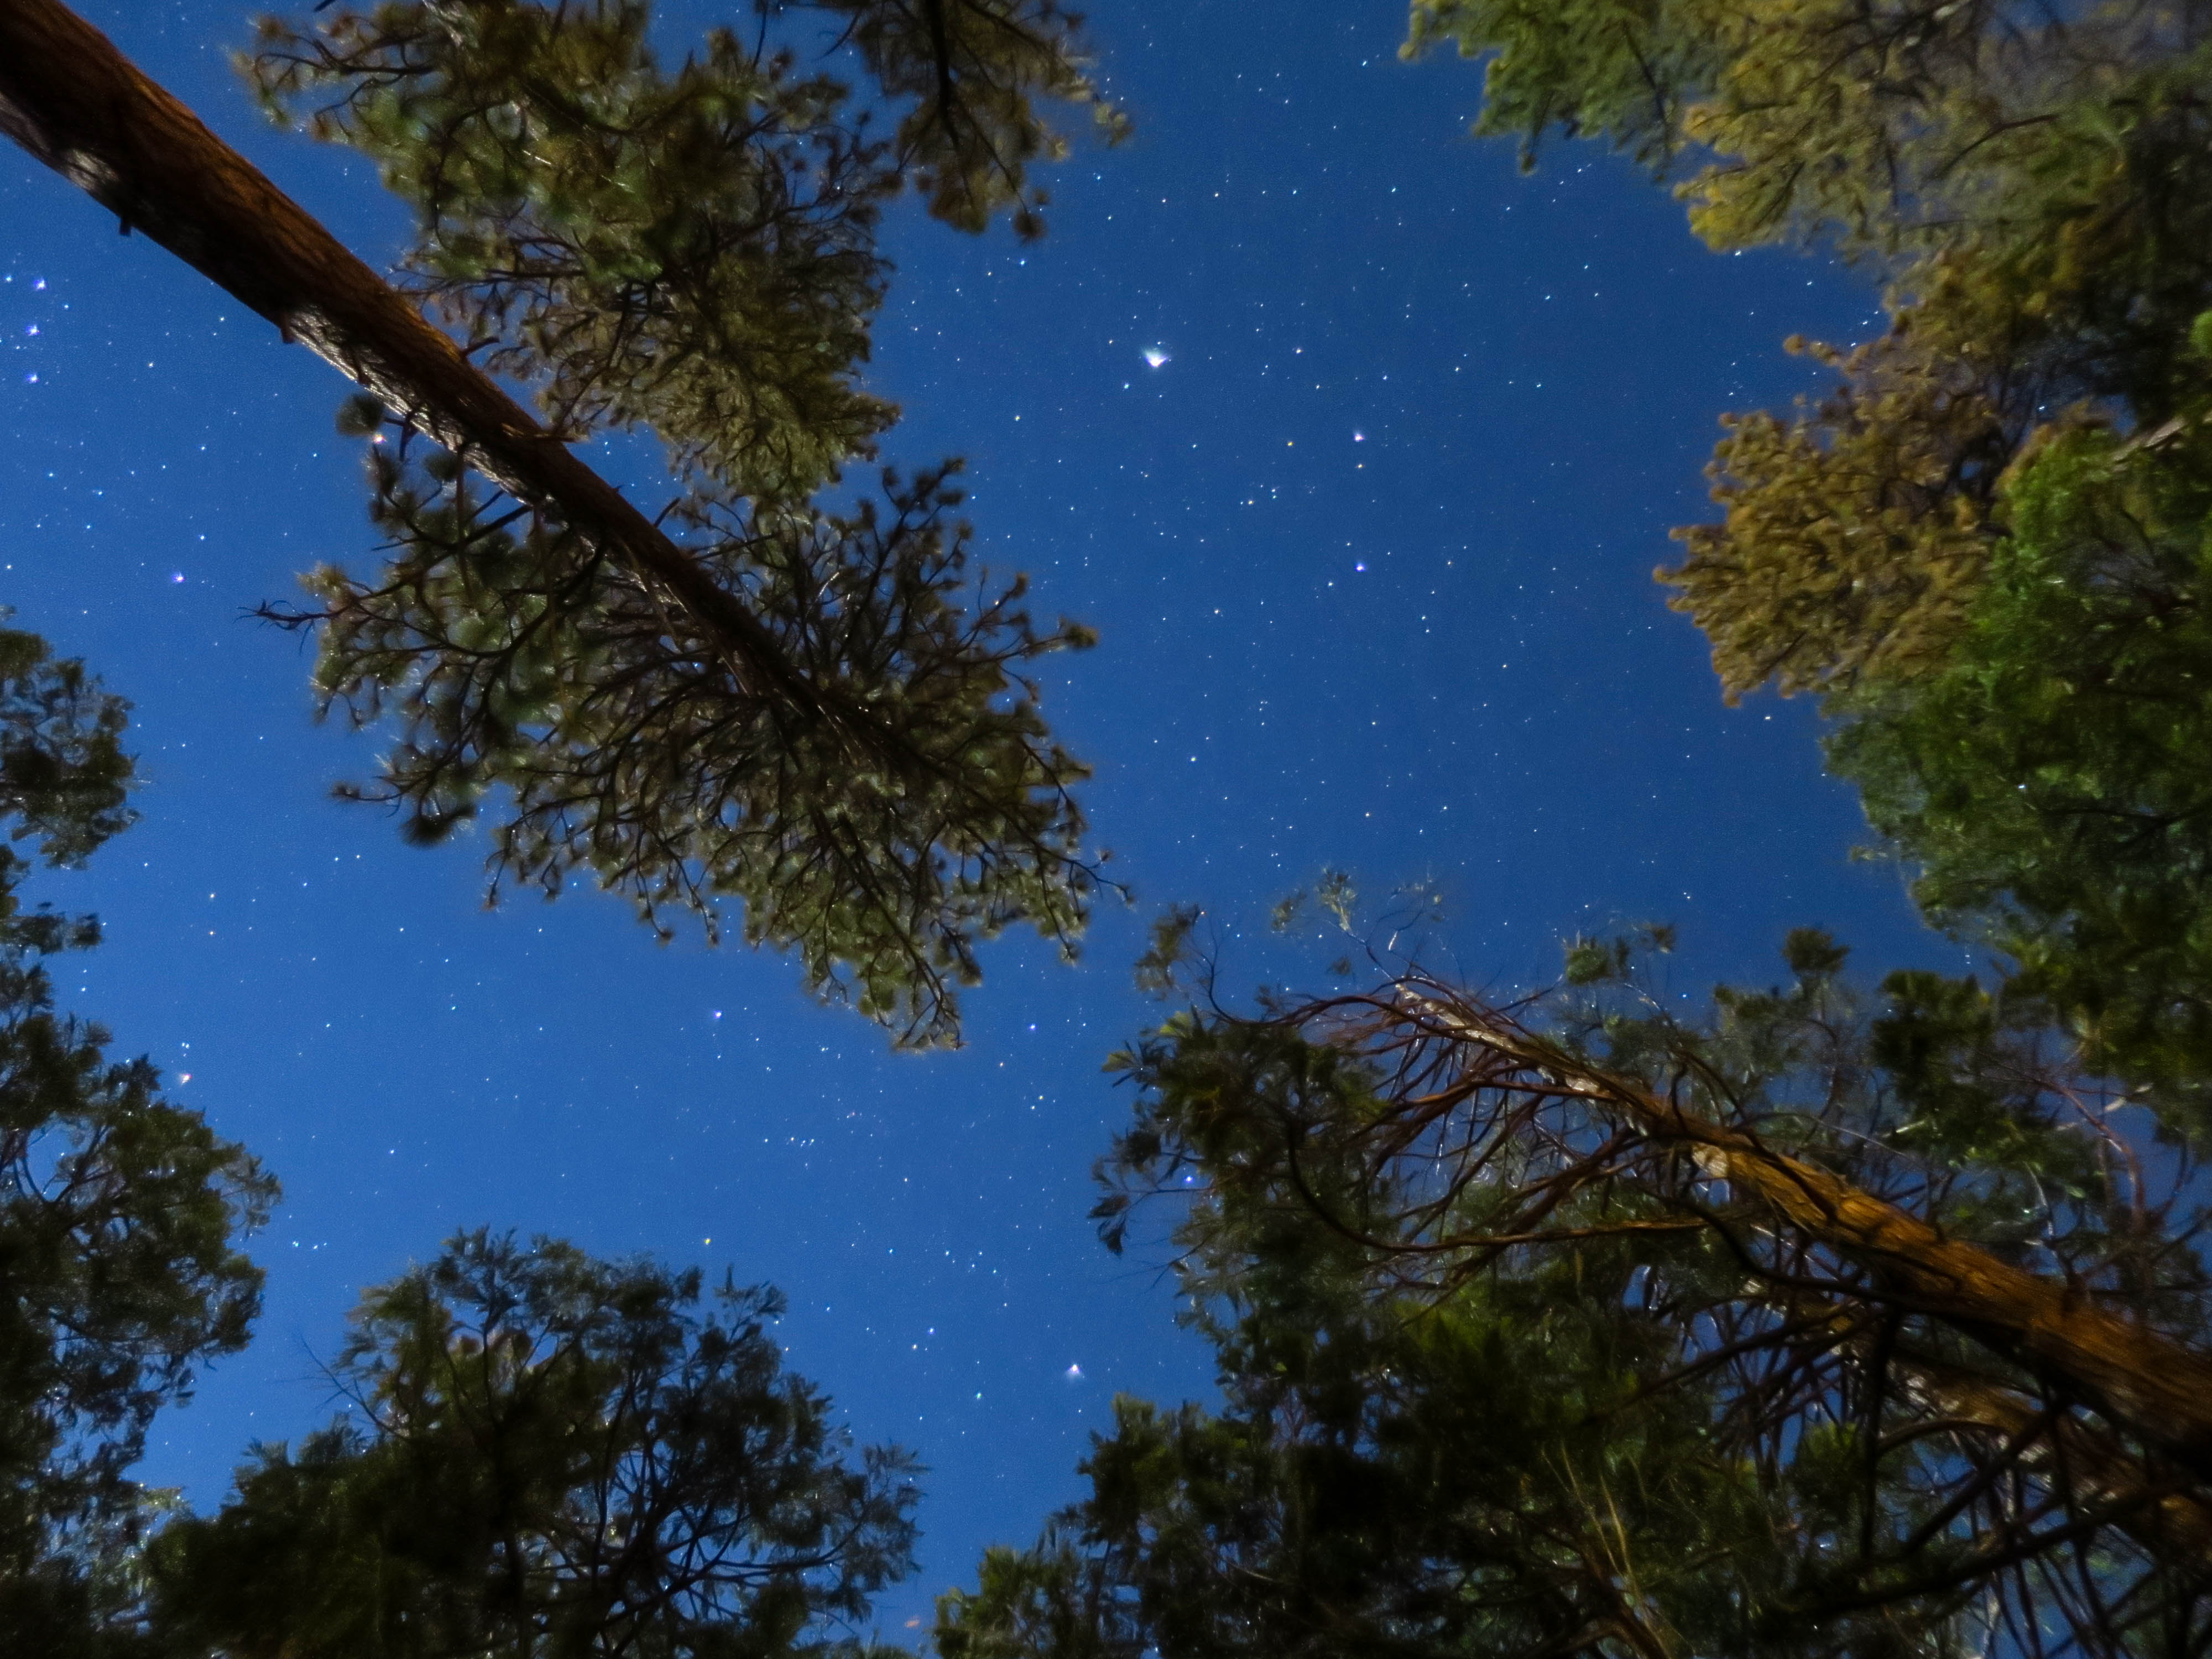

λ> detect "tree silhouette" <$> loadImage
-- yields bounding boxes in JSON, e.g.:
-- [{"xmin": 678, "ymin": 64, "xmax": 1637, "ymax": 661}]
[
  {"xmin": 151, "ymin": 1231, "xmax": 918, "ymax": 1658},
  {"xmin": 0, "ymin": 622, "xmax": 274, "ymax": 1652}
]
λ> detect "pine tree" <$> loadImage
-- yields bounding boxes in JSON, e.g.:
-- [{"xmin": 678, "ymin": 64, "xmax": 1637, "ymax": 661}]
[
  {"xmin": 148, "ymin": 1230, "xmax": 919, "ymax": 1658},
  {"xmin": 1405, "ymin": 0, "xmax": 2212, "ymax": 1118},
  {"xmin": 944, "ymin": 930, "xmax": 2212, "ymax": 1656},
  {"xmin": 0, "ymin": 0, "xmax": 1126, "ymax": 1045}
]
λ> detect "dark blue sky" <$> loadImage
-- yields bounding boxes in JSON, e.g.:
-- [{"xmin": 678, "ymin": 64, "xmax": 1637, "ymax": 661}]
[{"xmin": 1, "ymin": 0, "xmax": 1962, "ymax": 1635}]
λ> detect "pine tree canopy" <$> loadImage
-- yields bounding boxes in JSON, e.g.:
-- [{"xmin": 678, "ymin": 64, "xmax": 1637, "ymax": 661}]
[
  {"xmin": 1405, "ymin": 0, "xmax": 2212, "ymax": 1120},
  {"xmin": 1826, "ymin": 401, "xmax": 2212, "ymax": 1130},
  {"xmin": 0, "ymin": 0, "xmax": 1128, "ymax": 1046},
  {"xmin": 940, "ymin": 935, "xmax": 2212, "ymax": 1657},
  {"xmin": 0, "ymin": 622, "xmax": 275, "ymax": 1654},
  {"xmin": 147, "ymin": 1230, "xmax": 920, "ymax": 1659}
]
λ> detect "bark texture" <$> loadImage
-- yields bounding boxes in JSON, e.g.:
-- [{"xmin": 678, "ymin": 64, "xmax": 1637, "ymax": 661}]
[
  {"xmin": 1897, "ymin": 1352, "xmax": 2212, "ymax": 1565},
  {"xmin": 1465, "ymin": 1009, "xmax": 2212, "ymax": 1487},
  {"xmin": 0, "ymin": 0, "xmax": 810, "ymax": 710}
]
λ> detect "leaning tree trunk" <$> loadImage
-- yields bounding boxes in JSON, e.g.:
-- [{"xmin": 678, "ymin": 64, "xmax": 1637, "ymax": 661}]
[
  {"xmin": 1407, "ymin": 994, "xmax": 2212, "ymax": 1488},
  {"xmin": 0, "ymin": 0, "xmax": 812, "ymax": 714},
  {"xmin": 1895, "ymin": 1350, "xmax": 2212, "ymax": 1565}
]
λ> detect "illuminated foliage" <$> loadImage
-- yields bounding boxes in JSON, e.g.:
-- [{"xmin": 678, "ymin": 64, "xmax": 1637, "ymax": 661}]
[
  {"xmin": 945, "ymin": 936, "xmax": 2212, "ymax": 1656},
  {"xmin": 1664, "ymin": 306, "xmax": 2015, "ymax": 701},
  {"xmin": 1828, "ymin": 402, "xmax": 2212, "ymax": 1130},
  {"xmin": 229, "ymin": 0, "xmax": 1122, "ymax": 1044},
  {"xmin": 265, "ymin": 420, "xmax": 1097, "ymax": 1047},
  {"xmin": 1410, "ymin": 1, "xmax": 2212, "ymax": 1112}
]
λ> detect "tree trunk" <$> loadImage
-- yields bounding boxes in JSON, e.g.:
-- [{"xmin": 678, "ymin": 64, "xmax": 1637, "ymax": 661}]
[
  {"xmin": 1664, "ymin": 1092, "xmax": 2212, "ymax": 1486},
  {"xmin": 1896, "ymin": 1351, "xmax": 2212, "ymax": 1566},
  {"xmin": 1425, "ymin": 998, "xmax": 2212, "ymax": 1488},
  {"xmin": 0, "ymin": 0, "xmax": 812, "ymax": 714}
]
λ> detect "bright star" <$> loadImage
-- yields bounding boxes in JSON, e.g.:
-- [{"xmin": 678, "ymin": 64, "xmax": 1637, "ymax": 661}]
[{"xmin": 1141, "ymin": 346, "xmax": 1170, "ymax": 369}]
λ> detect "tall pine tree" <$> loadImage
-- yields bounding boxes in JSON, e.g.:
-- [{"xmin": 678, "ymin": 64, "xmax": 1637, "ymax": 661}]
[
  {"xmin": 0, "ymin": 621, "xmax": 275, "ymax": 1655},
  {"xmin": 1405, "ymin": 0, "xmax": 2212, "ymax": 1120},
  {"xmin": 0, "ymin": 0, "xmax": 1127, "ymax": 1045},
  {"xmin": 148, "ymin": 1230, "xmax": 919, "ymax": 1658},
  {"xmin": 945, "ymin": 926, "xmax": 2212, "ymax": 1656}
]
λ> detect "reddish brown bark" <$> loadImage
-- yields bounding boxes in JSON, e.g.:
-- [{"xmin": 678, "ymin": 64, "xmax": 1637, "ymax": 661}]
[
  {"xmin": 1668, "ymin": 1102, "xmax": 2212, "ymax": 1484},
  {"xmin": 0, "ymin": 0, "xmax": 810, "ymax": 711},
  {"xmin": 1448, "ymin": 1007, "xmax": 2212, "ymax": 1487}
]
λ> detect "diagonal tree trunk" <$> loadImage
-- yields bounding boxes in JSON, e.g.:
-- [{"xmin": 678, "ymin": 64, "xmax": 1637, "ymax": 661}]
[
  {"xmin": 1400, "ymin": 992, "xmax": 2212, "ymax": 1488},
  {"xmin": 0, "ymin": 0, "xmax": 813, "ymax": 716},
  {"xmin": 1895, "ymin": 1350, "xmax": 2212, "ymax": 1566}
]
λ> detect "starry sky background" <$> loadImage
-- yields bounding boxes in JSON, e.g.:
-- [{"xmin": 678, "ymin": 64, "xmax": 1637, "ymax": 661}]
[{"xmin": 1, "ymin": 0, "xmax": 1968, "ymax": 1636}]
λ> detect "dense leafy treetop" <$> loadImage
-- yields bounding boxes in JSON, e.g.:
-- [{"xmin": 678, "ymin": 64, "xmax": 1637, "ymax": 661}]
[
  {"xmin": 0, "ymin": 625, "xmax": 132, "ymax": 877},
  {"xmin": 245, "ymin": 1, "xmax": 1121, "ymax": 494},
  {"xmin": 1401, "ymin": 0, "xmax": 2212, "ymax": 697},
  {"xmin": 152, "ymin": 1230, "xmax": 918, "ymax": 1658},
  {"xmin": 272, "ymin": 425, "xmax": 1097, "ymax": 1046},
  {"xmin": 248, "ymin": 0, "xmax": 894, "ymax": 503},
  {"xmin": 1407, "ymin": 1, "xmax": 2212, "ymax": 1123},
  {"xmin": 1405, "ymin": 0, "xmax": 2212, "ymax": 267},
  {"xmin": 1828, "ymin": 395, "xmax": 2212, "ymax": 1133},
  {"xmin": 236, "ymin": 0, "xmax": 1121, "ymax": 1045}
]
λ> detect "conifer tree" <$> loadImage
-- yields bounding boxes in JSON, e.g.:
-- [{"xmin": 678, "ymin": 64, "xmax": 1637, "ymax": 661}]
[
  {"xmin": 0, "ymin": 0, "xmax": 1126, "ymax": 1045},
  {"xmin": 0, "ymin": 622, "xmax": 275, "ymax": 1654},
  {"xmin": 1405, "ymin": 0, "xmax": 2212, "ymax": 1119},
  {"xmin": 943, "ymin": 928, "xmax": 2212, "ymax": 1656},
  {"xmin": 148, "ymin": 1230, "xmax": 919, "ymax": 1658}
]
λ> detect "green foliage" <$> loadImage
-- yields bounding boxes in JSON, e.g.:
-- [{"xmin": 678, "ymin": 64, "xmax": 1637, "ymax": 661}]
[
  {"xmin": 1405, "ymin": 0, "xmax": 2212, "ymax": 270},
  {"xmin": 242, "ymin": 0, "xmax": 1119, "ymax": 1044},
  {"xmin": 1562, "ymin": 919, "xmax": 1672, "ymax": 984},
  {"xmin": 1827, "ymin": 412, "xmax": 2212, "ymax": 1134},
  {"xmin": 1404, "ymin": 0, "xmax": 1736, "ymax": 176},
  {"xmin": 1132, "ymin": 904, "xmax": 1201, "ymax": 999},
  {"xmin": 1010, "ymin": 936, "xmax": 2212, "ymax": 1657},
  {"xmin": 244, "ymin": 0, "xmax": 1121, "ymax": 488},
  {"xmin": 0, "ymin": 624, "xmax": 133, "ymax": 875},
  {"xmin": 248, "ymin": 0, "xmax": 895, "ymax": 502},
  {"xmin": 270, "ymin": 435, "xmax": 1096, "ymax": 1046},
  {"xmin": 1660, "ymin": 304, "xmax": 2018, "ymax": 701},
  {"xmin": 941, "ymin": 1279, "xmax": 1786, "ymax": 1659},
  {"xmin": 800, "ymin": 0, "xmax": 1128, "ymax": 239},
  {"xmin": 0, "ymin": 623, "xmax": 274, "ymax": 1651},
  {"xmin": 1409, "ymin": 1, "xmax": 2212, "ymax": 1129},
  {"xmin": 149, "ymin": 1230, "xmax": 919, "ymax": 1658}
]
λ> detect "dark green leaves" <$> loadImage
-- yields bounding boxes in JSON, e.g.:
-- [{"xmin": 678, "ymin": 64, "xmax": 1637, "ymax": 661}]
[
  {"xmin": 802, "ymin": 0, "xmax": 1127, "ymax": 239},
  {"xmin": 1037, "ymin": 941, "xmax": 2212, "ymax": 1657},
  {"xmin": 0, "ymin": 622, "xmax": 133, "ymax": 875},
  {"xmin": 1828, "ymin": 414, "xmax": 2212, "ymax": 1135},
  {"xmin": 1405, "ymin": 0, "xmax": 1735, "ymax": 174},
  {"xmin": 149, "ymin": 1230, "xmax": 919, "ymax": 1658},
  {"xmin": 0, "ymin": 626, "xmax": 274, "ymax": 1650}
]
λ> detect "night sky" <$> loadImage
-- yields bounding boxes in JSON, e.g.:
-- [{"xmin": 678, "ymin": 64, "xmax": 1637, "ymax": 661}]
[{"xmin": 1, "ymin": 0, "xmax": 1968, "ymax": 1635}]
